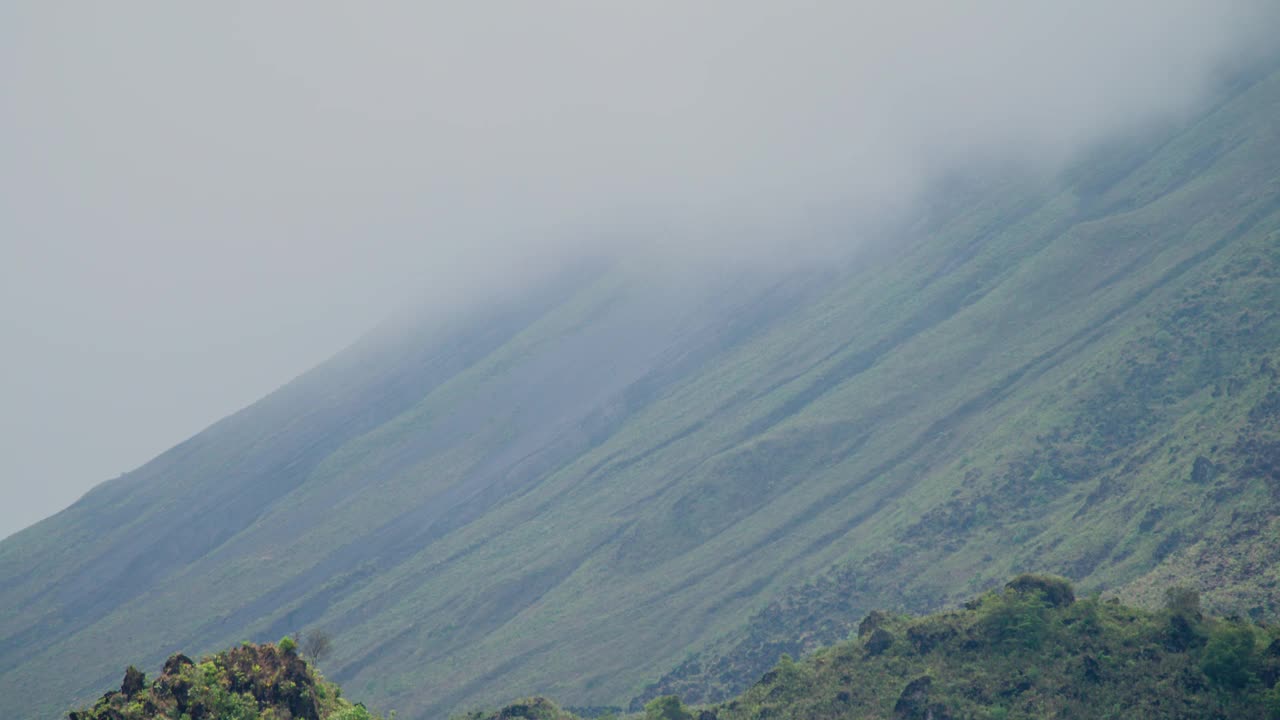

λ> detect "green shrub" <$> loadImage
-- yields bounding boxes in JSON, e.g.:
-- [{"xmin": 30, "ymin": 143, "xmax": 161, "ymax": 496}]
[
  {"xmin": 1004, "ymin": 574, "xmax": 1075, "ymax": 607},
  {"xmin": 1200, "ymin": 623, "xmax": 1257, "ymax": 689},
  {"xmin": 329, "ymin": 705, "xmax": 376, "ymax": 720},
  {"xmin": 279, "ymin": 635, "xmax": 298, "ymax": 654},
  {"xmin": 1264, "ymin": 681, "xmax": 1280, "ymax": 719},
  {"xmin": 982, "ymin": 589, "xmax": 1051, "ymax": 650}
]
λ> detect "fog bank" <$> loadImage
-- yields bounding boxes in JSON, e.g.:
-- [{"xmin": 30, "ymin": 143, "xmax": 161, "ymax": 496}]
[{"xmin": 1, "ymin": 1, "xmax": 1276, "ymax": 537}]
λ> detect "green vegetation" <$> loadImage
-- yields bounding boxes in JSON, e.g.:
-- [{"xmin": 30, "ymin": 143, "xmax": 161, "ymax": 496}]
[
  {"xmin": 5, "ymin": 58, "xmax": 1280, "ymax": 720},
  {"xmin": 1201, "ymin": 622, "xmax": 1261, "ymax": 690},
  {"xmin": 68, "ymin": 641, "xmax": 387, "ymax": 720},
  {"xmin": 707, "ymin": 577, "xmax": 1280, "ymax": 720},
  {"xmin": 470, "ymin": 577, "xmax": 1280, "ymax": 720}
]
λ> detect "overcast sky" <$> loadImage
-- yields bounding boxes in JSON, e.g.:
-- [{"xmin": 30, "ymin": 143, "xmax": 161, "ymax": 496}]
[{"xmin": 1, "ymin": 1, "xmax": 1276, "ymax": 540}]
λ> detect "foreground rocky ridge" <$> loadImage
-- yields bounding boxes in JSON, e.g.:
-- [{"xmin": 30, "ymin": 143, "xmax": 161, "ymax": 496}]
[{"xmin": 69, "ymin": 641, "xmax": 383, "ymax": 720}]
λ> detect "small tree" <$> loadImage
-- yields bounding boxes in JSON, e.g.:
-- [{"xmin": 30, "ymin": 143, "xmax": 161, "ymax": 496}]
[{"xmin": 302, "ymin": 629, "xmax": 334, "ymax": 663}]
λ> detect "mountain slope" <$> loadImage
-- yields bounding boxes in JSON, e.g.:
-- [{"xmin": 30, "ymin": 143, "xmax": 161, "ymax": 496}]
[
  {"xmin": 4, "ymin": 62, "xmax": 1280, "ymax": 720},
  {"xmin": 633, "ymin": 65, "xmax": 1280, "ymax": 707}
]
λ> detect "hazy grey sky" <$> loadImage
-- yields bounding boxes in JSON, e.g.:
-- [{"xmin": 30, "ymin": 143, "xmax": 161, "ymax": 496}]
[{"xmin": 1, "ymin": 1, "xmax": 1275, "ymax": 539}]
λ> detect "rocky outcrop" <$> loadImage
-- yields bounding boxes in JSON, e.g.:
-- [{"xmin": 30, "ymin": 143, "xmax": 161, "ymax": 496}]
[{"xmin": 67, "ymin": 642, "xmax": 342, "ymax": 720}]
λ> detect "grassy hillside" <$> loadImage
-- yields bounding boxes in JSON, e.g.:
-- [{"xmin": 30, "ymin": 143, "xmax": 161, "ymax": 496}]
[
  {"xmin": 3, "ymin": 61, "xmax": 1279, "ymax": 719},
  {"xmin": 632, "ymin": 64, "xmax": 1280, "ymax": 707}
]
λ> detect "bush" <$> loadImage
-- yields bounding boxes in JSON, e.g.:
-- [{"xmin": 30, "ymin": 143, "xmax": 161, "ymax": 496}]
[
  {"xmin": 1264, "ymin": 681, "xmax": 1280, "ymax": 719},
  {"xmin": 1259, "ymin": 681, "xmax": 1280, "ymax": 717},
  {"xmin": 1200, "ymin": 623, "xmax": 1257, "ymax": 689},
  {"xmin": 330, "ymin": 704, "xmax": 377, "ymax": 720},
  {"xmin": 1004, "ymin": 574, "xmax": 1075, "ymax": 607},
  {"xmin": 982, "ymin": 590, "xmax": 1050, "ymax": 650},
  {"xmin": 279, "ymin": 635, "xmax": 298, "ymax": 654}
]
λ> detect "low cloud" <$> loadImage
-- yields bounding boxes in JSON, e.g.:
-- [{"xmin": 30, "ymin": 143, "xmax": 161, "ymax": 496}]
[{"xmin": 1, "ymin": 0, "xmax": 1275, "ymax": 536}]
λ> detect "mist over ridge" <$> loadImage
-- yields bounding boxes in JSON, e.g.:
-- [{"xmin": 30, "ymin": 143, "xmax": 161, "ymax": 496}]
[{"xmin": 1, "ymin": 0, "xmax": 1277, "ymax": 552}]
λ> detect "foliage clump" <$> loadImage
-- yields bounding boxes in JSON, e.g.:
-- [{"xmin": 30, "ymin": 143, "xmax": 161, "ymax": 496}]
[
  {"xmin": 68, "ymin": 641, "xmax": 386, "ymax": 720},
  {"xmin": 980, "ymin": 588, "xmax": 1052, "ymax": 650},
  {"xmin": 1003, "ymin": 573, "xmax": 1076, "ymax": 607},
  {"xmin": 1201, "ymin": 622, "xmax": 1260, "ymax": 689}
]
